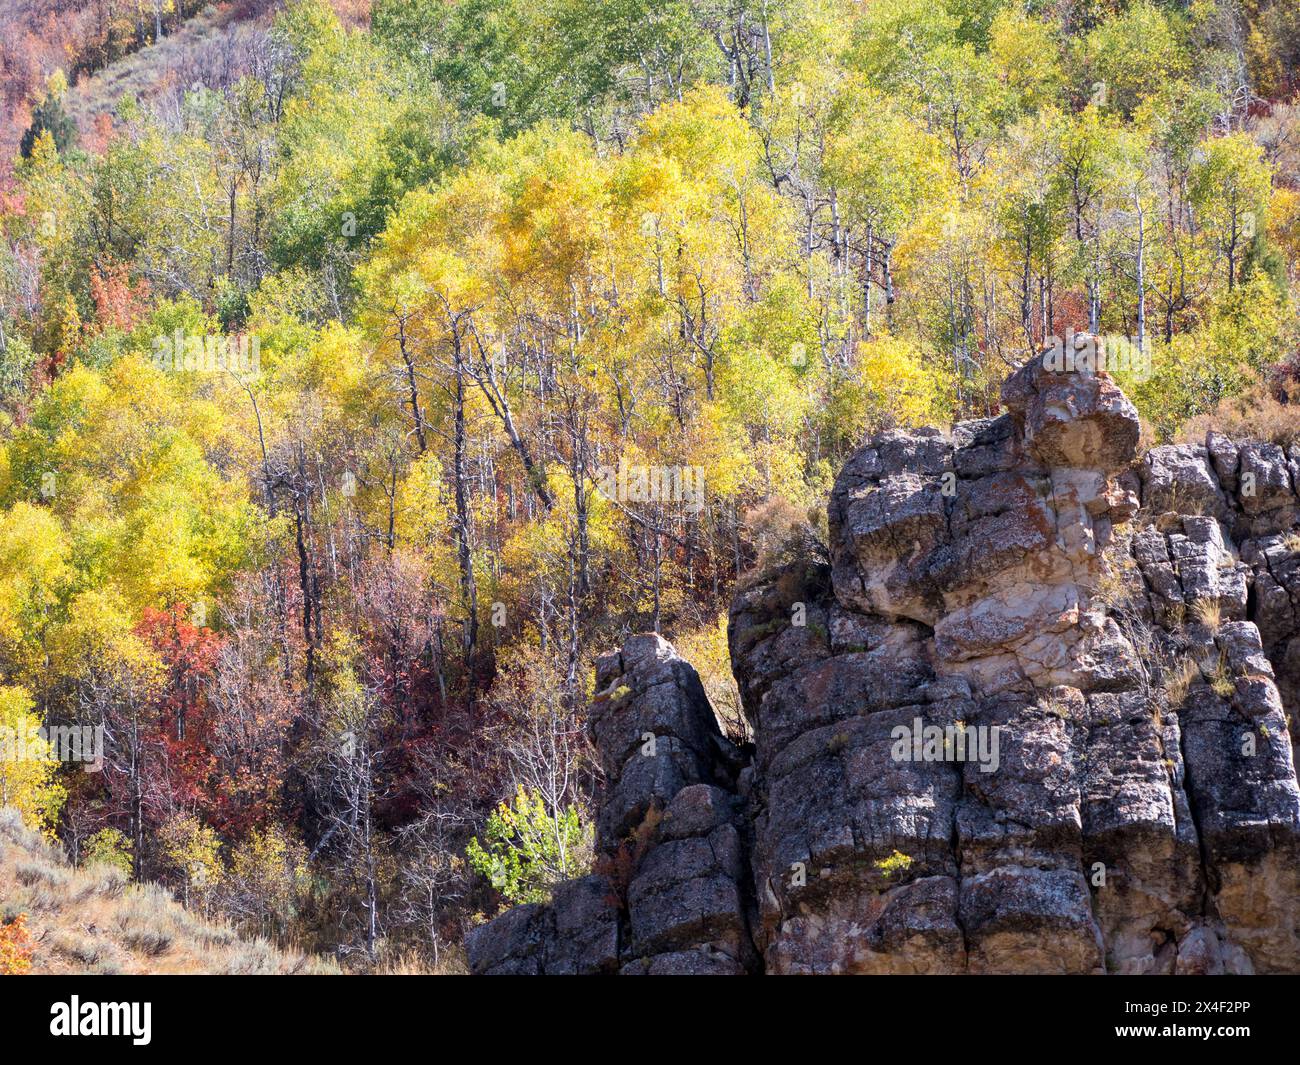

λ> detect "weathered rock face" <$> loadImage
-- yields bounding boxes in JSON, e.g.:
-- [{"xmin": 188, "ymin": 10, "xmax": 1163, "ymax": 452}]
[
  {"xmin": 467, "ymin": 634, "xmax": 758, "ymax": 975},
  {"xmin": 468, "ymin": 348, "xmax": 1300, "ymax": 975}
]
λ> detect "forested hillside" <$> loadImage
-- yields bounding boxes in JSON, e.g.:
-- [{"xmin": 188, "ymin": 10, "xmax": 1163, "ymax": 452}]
[{"xmin": 0, "ymin": 0, "xmax": 1297, "ymax": 970}]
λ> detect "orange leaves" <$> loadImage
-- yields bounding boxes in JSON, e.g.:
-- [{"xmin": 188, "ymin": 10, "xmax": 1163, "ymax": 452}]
[
  {"xmin": 0, "ymin": 913, "xmax": 35, "ymax": 975},
  {"xmin": 89, "ymin": 261, "xmax": 150, "ymax": 335}
]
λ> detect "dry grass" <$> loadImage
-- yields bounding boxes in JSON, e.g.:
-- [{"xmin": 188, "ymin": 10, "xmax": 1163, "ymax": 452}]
[
  {"xmin": 371, "ymin": 945, "xmax": 467, "ymax": 975},
  {"xmin": 0, "ymin": 808, "xmax": 337, "ymax": 975},
  {"xmin": 65, "ymin": 9, "xmax": 232, "ymax": 131},
  {"xmin": 1180, "ymin": 389, "xmax": 1300, "ymax": 448},
  {"xmin": 1191, "ymin": 598, "xmax": 1223, "ymax": 632},
  {"xmin": 1209, "ymin": 660, "xmax": 1237, "ymax": 700},
  {"xmin": 1163, "ymin": 658, "xmax": 1201, "ymax": 710}
]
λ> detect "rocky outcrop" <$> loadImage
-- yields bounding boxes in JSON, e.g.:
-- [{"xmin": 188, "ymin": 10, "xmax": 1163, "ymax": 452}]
[
  {"xmin": 468, "ymin": 344, "xmax": 1300, "ymax": 975},
  {"xmin": 466, "ymin": 634, "xmax": 757, "ymax": 975}
]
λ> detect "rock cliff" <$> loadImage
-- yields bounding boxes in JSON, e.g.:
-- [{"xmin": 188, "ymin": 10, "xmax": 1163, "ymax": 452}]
[{"xmin": 467, "ymin": 345, "xmax": 1300, "ymax": 975}]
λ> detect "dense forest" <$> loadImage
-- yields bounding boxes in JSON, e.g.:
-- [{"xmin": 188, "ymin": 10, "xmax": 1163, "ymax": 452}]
[{"xmin": 0, "ymin": 0, "xmax": 1297, "ymax": 970}]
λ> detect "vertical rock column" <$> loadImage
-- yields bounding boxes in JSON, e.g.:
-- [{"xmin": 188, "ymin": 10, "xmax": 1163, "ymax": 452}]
[
  {"xmin": 589, "ymin": 634, "xmax": 756, "ymax": 974},
  {"xmin": 467, "ymin": 634, "xmax": 755, "ymax": 974}
]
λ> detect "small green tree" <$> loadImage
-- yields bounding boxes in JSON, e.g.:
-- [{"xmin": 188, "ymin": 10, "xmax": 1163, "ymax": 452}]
[
  {"xmin": 159, "ymin": 814, "xmax": 225, "ymax": 911},
  {"xmin": 82, "ymin": 828, "xmax": 133, "ymax": 875},
  {"xmin": 466, "ymin": 786, "xmax": 592, "ymax": 905},
  {"xmin": 20, "ymin": 73, "xmax": 77, "ymax": 158}
]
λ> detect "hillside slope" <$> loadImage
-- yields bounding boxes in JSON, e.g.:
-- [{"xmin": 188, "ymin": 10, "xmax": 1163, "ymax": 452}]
[
  {"xmin": 1, "ymin": 0, "xmax": 368, "ymax": 170},
  {"xmin": 0, "ymin": 808, "xmax": 336, "ymax": 975}
]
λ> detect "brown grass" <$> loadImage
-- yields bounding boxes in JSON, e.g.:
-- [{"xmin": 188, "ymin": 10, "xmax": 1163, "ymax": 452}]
[
  {"xmin": 1191, "ymin": 598, "xmax": 1223, "ymax": 632},
  {"xmin": 0, "ymin": 808, "xmax": 337, "ymax": 975},
  {"xmin": 1163, "ymin": 658, "xmax": 1200, "ymax": 710},
  {"xmin": 373, "ymin": 945, "xmax": 468, "ymax": 976},
  {"xmin": 1179, "ymin": 389, "xmax": 1300, "ymax": 448}
]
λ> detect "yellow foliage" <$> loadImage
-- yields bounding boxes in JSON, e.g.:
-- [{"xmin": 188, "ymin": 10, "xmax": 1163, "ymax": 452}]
[
  {"xmin": 673, "ymin": 615, "xmax": 747, "ymax": 741},
  {"xmin": 0, "ymin": 685, "xmax": 67, "ymax": 836},
  {"xmin": 830, "ymin": 337, "xmax": 951, "ymax": 446},
  {"xmin": 0, "ymin": 503, "xmax": 69, "ymax": 655}
]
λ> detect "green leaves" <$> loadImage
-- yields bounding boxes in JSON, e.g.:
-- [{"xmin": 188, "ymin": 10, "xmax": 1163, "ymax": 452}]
[{"xmin": 467, "ymin": 786, "xmax": 593, "ymax": 905}]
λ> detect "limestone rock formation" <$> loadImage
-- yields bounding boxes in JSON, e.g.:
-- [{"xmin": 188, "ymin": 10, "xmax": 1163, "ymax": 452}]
[{"xmin": 467, "ymin": 347, "xmax": 1300, "ymax": 975}]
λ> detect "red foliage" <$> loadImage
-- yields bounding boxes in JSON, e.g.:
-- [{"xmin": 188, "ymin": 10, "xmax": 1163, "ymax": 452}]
[
  {"xmin": 133, "ymin": 603, "xmax": 293, "ymax": 839},
  {"xmin": 128, "ymin": 605, "xmax": 223, "ymax": 830},
  {"xmin": 84, "ymin": 111, "xmax": 116, "ymax": 156},
  {"xmin": 89, "ymin": 260, "xmax": 149, "ymax": 334},
  {"xmin": 1050, "ymin": 288, "xmax": 1091, "ymax": 340},
  {"xmin": 80, "ymin": 602, "xmax": 279, "ymax": 854}
]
